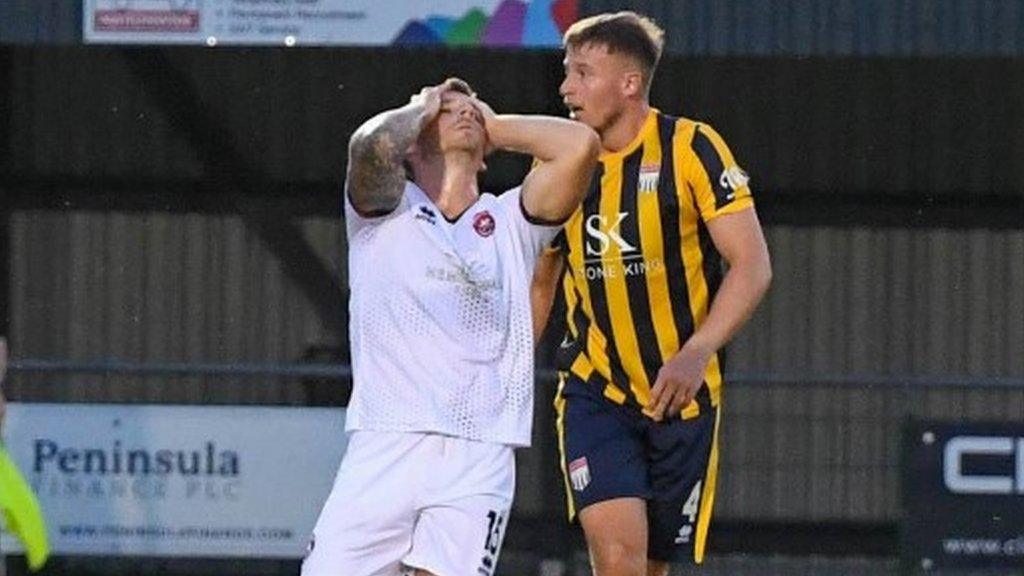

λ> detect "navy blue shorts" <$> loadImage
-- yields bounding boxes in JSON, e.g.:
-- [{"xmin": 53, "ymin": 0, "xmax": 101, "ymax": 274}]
[{"xmin": 555, "ymin": 373, "xmax": 721, "ymax": 564}]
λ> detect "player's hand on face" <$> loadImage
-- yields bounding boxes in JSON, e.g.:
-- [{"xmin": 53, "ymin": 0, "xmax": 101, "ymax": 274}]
[
  {"xmin": 469, "ymin": 95, "xmax": 496, "ymax": 128},
  {"xmin": 646, "ymin": 342, "xmax": 712, "ymax": 422},
  {"xmin": 411, "ymin": 78, "xmax": 463, "ymax": 123},
  {"xmin": 468, "ymin": 95, "xmax": 499, "ymax": 153}
]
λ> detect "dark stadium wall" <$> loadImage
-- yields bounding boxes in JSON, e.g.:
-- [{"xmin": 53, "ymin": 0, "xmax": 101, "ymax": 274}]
[
  {"xmin": 3, "ymin": 47, "xmax": 1023, "ymax": 204},
  {"xmin": 2, "ymin": 46, "xmax": 1022, "ymax": 379}
]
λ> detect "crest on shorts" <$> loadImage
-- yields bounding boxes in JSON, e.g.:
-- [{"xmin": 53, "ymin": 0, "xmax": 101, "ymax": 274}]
[
  {"xmin": 569, "ymin": 457, "xmax": 591, "ymax": 492},
  {"xmin": 473, "ymin": 211, "xmax": 495, "ymax": 237}
]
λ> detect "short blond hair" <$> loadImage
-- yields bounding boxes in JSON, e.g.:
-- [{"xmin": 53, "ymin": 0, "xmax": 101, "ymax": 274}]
[{"xmin": 563, "ymin": 11, "xmax": 665, "ymax": 90}]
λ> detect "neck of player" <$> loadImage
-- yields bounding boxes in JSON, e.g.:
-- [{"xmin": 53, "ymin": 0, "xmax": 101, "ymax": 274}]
[
  {"xmin": 600, "ymin": 102, "xmax": 650, "ymax": 154},
  {"xmin": 419, "ymin": 151, "xmax": 481, "ymax": 220}
]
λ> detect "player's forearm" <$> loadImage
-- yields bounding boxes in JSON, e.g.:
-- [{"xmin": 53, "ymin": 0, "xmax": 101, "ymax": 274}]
[
  {"xmin": 531, "ymin": 280, "xmax": 557, "ymax": 343},
  {"xmin": 488, "ymin": 115, "xmax": 598, "ymax": 162},
  {"xmin": 530, "ymin": 252, "xmax": 564, "ymax": 343},
  {"xmin": 346, "ymin": 102, "xmax": 430, "ymax": 214},
  {"xmin": 685, "ymin": 253, "xmax": 772, "ymax": 356},
  {"xmin": 495, "ymin": 116, "xmax": 599, "ymax": 221}
]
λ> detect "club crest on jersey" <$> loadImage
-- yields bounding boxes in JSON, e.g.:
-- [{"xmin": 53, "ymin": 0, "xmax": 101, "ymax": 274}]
[
  {"xmin": 569, "ymin": 457, "xmax": 591, "ymax": 492},
  {"xmin": 638, "ymin": 164, "xmax": 660, "ymax": 193},
  {"xmin": 473, "ymin": 211, "xmax": 495, "ymax": 237}
]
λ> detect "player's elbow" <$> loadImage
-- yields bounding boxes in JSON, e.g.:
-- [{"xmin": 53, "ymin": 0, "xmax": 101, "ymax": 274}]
[
  {"xmin": 566, "ymin": 127, "xmax": 600, "ymax": 196},
  {"xmin": 740, "ymin": 233, "xmax": 773, "ymax": 298},
  {"xmin": 559, "ymin": 123, "xmax": 599, "ymax": 169},
  {"xmin": 348, "ymin": 130, "xmax": 380, "ymax": 165},
  {"xmin": 754, "ymin": 250, "xmax": 773, "ymax": 297},
  {"xmin": 731, "ymin": 246, "xmax": 772, "ymax": 301}
]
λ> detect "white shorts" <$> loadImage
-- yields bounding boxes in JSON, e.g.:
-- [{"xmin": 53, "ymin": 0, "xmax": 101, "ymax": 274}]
[{"xmin": 301, "ymin": 430, "xmax": 515, "ymax": 576}]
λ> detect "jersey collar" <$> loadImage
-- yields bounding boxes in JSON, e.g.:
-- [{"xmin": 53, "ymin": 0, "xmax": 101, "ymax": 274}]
[{"xmin": 599, "ymin": 108, "xmax": 659, "ymax": 163}]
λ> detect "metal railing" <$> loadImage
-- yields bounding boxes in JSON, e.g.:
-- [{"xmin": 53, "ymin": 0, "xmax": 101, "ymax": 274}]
[{"xmin": 10, "ymin": 358, "xmax": 1024, "ymax": 388}]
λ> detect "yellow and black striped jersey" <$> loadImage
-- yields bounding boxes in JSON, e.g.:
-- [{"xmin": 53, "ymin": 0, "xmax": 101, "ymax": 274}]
[{"xmin": 552, "ymin": 109, "xmax": 754, "ymax": 418}]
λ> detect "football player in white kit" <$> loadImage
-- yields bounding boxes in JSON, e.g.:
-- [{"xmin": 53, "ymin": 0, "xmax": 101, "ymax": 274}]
[{"xmin": 301, "ymin": 78, "xmax": 599, "ymax": 576}]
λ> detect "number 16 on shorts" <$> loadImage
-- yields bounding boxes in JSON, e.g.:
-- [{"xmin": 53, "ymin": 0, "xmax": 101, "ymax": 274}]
[{"xmin": 479, "ymin": 509, "xmax": 506, "ymax": 576}]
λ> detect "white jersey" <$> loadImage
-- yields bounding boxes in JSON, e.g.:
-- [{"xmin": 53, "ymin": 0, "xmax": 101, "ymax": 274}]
[{"xmin": 344, "ymin": 182, "xmax": 558, "ymax": 447}]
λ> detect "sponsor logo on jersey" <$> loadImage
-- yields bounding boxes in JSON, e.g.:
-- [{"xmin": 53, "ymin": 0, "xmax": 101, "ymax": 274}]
[
  {"xmin": 473, "ymin": 211, "xmax": 495, "ymax": 237},
  {"xmin": 581, "ymin": 212, "xmax": 664, "ymax": 280},
  {"xmin": 585, "ymin": 212, "xmax": 637, "ymax": 257},
  {"xmin": 719, "ymin": 166, "xmax": 749, "ymax": 200}
]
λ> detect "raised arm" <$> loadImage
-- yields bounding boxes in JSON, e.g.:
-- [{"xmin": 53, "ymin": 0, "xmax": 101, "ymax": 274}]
[
  {"xmin": 346, "ymin": 80, "xmax": 456, "ymax": 216},
  {"xmin": 474, "ymin": 99, "xmax": 600, "ymax": 222}
]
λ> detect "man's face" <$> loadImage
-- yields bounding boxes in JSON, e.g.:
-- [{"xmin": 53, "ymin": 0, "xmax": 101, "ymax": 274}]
[
  {"xmin": 560, "ymin": 42, "xmax": 636, "ymax": 134},
  {"xmin": 433, "ymin": 91, "xmax": 486, "ymax": 154}
]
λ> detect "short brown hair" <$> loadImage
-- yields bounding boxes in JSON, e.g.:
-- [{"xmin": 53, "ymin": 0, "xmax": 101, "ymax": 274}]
[
  {"xmin": 563, "ymin": 11, "xmax": 665, "ymax": 89},
  {"xmin": 443, "ymin": 77, "xmax": 475, "ymax": 97}
]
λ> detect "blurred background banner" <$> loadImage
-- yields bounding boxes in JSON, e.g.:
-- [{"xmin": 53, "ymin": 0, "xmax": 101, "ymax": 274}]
[
  {"xmin": 81, "ymin": 0, "xmax": 574, "ymax": 48},
  {"xmin": 0, "ymin": 403, "xmax": 346, "ymax": 558},
  {"xmin": 902, "ymin": 421, "xmax": 1024, "ymax": 572}
]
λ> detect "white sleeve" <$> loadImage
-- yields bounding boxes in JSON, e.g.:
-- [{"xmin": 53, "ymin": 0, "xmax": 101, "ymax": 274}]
[
  {"xmin": 344, "ymin": 185, "xmax": 410, "ymax": 240},
  {"xmin": 498, "ymin": 186, "xmax": 561, "ymax": 269}
]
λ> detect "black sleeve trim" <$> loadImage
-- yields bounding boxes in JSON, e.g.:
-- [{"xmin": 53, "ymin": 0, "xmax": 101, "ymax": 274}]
[
  {"xmin": 551, "ymin": 229, "xmax": 567, "ymax": 252},
  {"xmin": 345, "ymin": 188, "xmax": 400, "ymax": 219},
  {"xmin": 520, "ymin": 189, "xmax": 570, "ymax": 227}
]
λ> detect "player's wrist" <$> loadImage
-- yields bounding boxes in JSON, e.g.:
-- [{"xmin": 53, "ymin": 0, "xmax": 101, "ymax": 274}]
[
  {"xmin": 483, "ymin": 115, "xmax": 516, "ymax": 150},
  {"xmin": 681, "ymin": 334, "xmax": 715, "ymax": 358}
]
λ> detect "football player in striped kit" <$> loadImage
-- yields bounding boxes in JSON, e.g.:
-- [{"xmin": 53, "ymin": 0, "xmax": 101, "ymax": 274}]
[{"xmin": 533, "ymin": 12, "xmax": 772, "ymax": 576}]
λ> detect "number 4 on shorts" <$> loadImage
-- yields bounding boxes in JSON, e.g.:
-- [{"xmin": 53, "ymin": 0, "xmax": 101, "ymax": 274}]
[{"xmin": 675, "ymin": 481, "xmax": 702, "ymax": 544}]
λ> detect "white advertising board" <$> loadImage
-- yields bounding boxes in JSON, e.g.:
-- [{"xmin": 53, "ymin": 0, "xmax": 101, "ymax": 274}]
[
  {"xmin": 82, "ymin": 0, "xmax": 572, "ymax": 48},
  {"xmin": 0, "ymin": 403, "xmax": 347, "ymax": 558}
]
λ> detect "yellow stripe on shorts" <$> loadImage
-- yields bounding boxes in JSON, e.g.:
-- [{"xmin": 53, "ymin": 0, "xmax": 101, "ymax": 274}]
[
  {"xmin": 694, "ymin": 405, "xmax": 722, "ymax": 564},
  {"xmin": 553, "ymin": 373, "xmax": 576, "ymax": 522}
]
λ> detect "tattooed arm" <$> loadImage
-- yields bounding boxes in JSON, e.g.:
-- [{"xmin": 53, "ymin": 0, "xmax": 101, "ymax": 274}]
[{"xmin": 345, "ymin": 79, "xmax": 456, "ymax": 216}]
